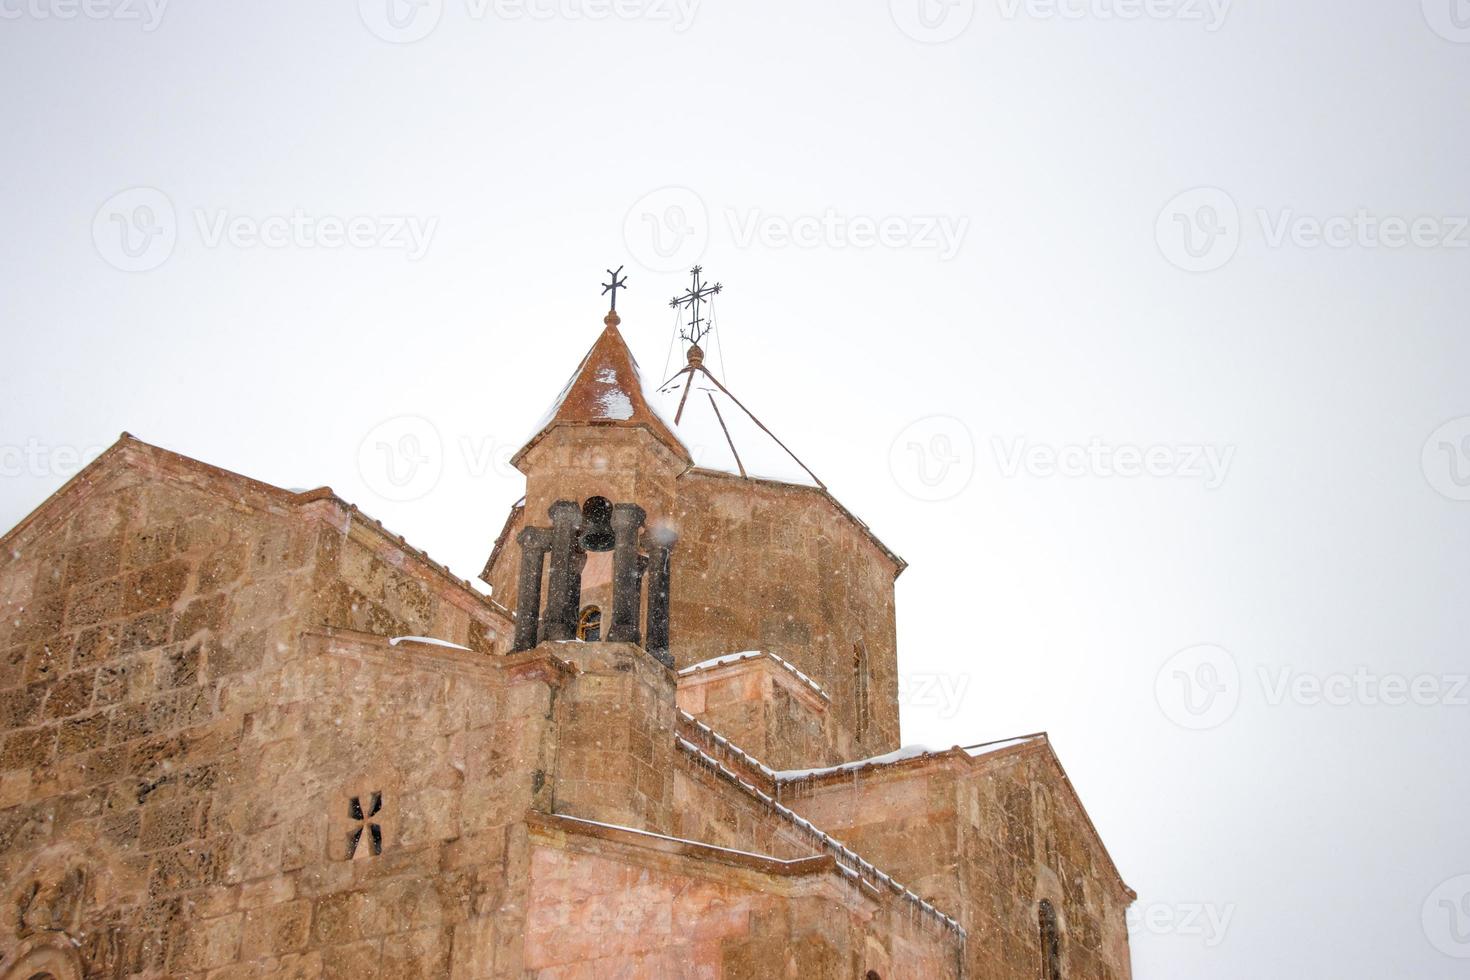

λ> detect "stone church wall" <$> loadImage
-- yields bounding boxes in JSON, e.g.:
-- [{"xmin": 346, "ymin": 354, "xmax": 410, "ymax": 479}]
[
  {"xmin": 957, "ymin": 750, "xmax": 1132, "ymax": 980},
  {"xmin": 0, "ymin": 456, "xmax": 530, "ymax": 978},
  {"xmin": 0, "ymin": 467, "xmax": 321, "ymax": 976},
  {"xmin": 670, "ymin": 472, "xmax": 901, "ymax": 759},
  {"xmin": 675, "ymin": 656, "xmax": 838, "ymax": 770},
  {"xmin": 779, "ymin": 748, "xmax": 1134, "ymax": 980},
  {"xmin": 522, "ymin": 814, "xmax": 960, "ymax": 979},
  {"xmin": 0, "ymin": 436, "xmax": 1131, "ymax": 978}
]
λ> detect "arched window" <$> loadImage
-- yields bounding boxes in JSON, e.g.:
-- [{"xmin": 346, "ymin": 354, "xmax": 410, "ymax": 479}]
[
  {"xmin": 865, "ymin": 972, "xmax": 882, "ymax": 980},
  {"xmin": 577, "ymin": 606, "xmax": 602, "ymax": 642},
  {"xmin": 853, "ymin": 641, "xmax": 871, "ymax": 742},
  {"xmin": 1038, "ymin": 899, "xmax": 1062, "ymax": 980}
]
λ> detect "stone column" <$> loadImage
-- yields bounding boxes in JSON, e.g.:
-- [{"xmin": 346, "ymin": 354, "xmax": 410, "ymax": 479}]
[
  {"xmin": 541, "ymin": 501, "xmax": 584, "ymax": 642},
  {"xmin": 644, "ymin": 530, "xmax": 676, "ymax": 668},
  {"xmin": 607, "ymin": 503, "xmax": 647, "ymax": 644},
  {"xmin": 512, "ymin": 527, "xmax": 552, "ymax": 652}
]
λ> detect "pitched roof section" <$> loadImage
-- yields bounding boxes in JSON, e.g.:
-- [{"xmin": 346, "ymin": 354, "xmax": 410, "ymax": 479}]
[
  {"xmin": 0, "ymin": 433, "xmax": 513, "ymax": 628},
  {"xmin": 651, "ymin": 350, "xmax": 824, "ymax": 489},
  {"xmin": 514, "ymin": 312, "xmax": 691, "ymax": 467},
  {"xmin": 507, "ymin": 313, "xmax": 902, "ymax": 576}
]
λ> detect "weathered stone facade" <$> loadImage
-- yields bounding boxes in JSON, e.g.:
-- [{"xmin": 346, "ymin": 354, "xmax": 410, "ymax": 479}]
[{"xmin": 0, "ymin": 309, "xmax": 1132, "ymax": 978}]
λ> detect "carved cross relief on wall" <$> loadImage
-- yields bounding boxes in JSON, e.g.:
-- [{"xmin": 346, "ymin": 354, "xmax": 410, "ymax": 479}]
[{"xmin": 347, "ymin": 792, "xmax": 383, "ymax": 859}]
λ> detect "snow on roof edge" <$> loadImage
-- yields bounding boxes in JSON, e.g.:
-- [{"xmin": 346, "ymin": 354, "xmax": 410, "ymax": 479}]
[{"xmin": 678, "ymin": 650, "xmax": 831, "ymax": 700}]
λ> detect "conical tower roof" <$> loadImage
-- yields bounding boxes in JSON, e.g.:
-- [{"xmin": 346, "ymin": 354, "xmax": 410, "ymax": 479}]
[{"xmin": 514, "ymin": 311, "xmax": 691, "ymax": 466}]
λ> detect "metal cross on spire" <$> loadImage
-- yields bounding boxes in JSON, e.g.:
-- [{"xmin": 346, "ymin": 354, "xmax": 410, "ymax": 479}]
[
  {"xmin": 669, "ymin": 265, "xmax": 721, "ymax": 348},
  {"xmin": 601, "ymin": 265, "xmax": 628, "ymax": 312}
]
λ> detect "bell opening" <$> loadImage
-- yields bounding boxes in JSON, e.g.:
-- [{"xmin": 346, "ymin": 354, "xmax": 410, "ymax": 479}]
[{"xmin": 579, "ymin": 495, "xmax": 615, "ymax": 552}]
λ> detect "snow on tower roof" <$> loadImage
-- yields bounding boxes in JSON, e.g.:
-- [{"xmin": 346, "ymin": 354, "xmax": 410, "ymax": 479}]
[
  {"xmin": 518, "ymin": 313, "xmax": 821, "ymax": 489},
  {"xmin": 515, "ymin": 310, "xmax": 691, "ymax": 467},
  {"xmin": 501, "ymin": 307, "xmax": 903, "ymax": 577}
]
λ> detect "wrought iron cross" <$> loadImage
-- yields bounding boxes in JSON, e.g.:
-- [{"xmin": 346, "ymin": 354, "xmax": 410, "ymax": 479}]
[
  {"xmin": 601, "ymin": 265, "xmax": 628, "ymax": 312},
  {"xmin": 669, "ymin": 265, "xmax": 721, "ymax": 348}
]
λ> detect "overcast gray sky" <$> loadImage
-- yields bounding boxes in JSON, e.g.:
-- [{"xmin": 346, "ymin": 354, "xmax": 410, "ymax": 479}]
[{"xmin": 3, "ymin": 1, "xmax": 1469, "ymax": 976}]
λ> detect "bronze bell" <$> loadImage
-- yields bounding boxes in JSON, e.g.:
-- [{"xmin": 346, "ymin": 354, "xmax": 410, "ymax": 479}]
[{"xmin": 578, "ymin": 496, "xmax": 615, "ymax": 552}]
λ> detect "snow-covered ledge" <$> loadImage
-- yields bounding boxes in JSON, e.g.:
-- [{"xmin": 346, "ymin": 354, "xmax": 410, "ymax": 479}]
[{"xmin": 676, "ymin": 650, "xmax": 831, "ymax": 703}]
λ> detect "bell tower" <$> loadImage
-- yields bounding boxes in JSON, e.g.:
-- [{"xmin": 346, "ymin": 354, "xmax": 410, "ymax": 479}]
[
  {"xmin": 510, "ymin": 495, "xmax": 677, "ymax": 666},
  {"xmin": 482, "ymin": 279, "xmax": 906, "ymax": 764}
]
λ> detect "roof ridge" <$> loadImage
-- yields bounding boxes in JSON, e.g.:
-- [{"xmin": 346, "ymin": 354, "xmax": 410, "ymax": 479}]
[
  {"xmin": 0, "ymin": 433, "xmax": 512, "ymax": 625},
  {"xmin": 677, "ymin": 651, "xmax": 832, "ymax": 702}
]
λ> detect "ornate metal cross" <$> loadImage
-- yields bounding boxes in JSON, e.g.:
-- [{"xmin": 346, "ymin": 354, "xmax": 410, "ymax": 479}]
[
  {"xmin": 601, "ymin": 265, "xmax": 628, "ymax": 312},
  {"xmin": 669, "ymin": 265, "xmax": 721, "ymax": 348}
]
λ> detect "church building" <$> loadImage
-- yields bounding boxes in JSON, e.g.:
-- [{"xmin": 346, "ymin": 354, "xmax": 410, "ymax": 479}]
[{"xmin": 0, "ymin": 275, "xmax": 1134, "ymax": 979}]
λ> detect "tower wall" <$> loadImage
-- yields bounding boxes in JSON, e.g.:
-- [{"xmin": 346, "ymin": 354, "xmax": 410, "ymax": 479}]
[
  {"xmin": 672, "ymin": 472, "xmax": 902, "ymax": 758},
  {"xmin": 487, "ymin": 436, "xmax": 903, "ymax": 765},
  {"xmin": 778, "ymin": 749, "xmax": 1136, "ymax": 980}
]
